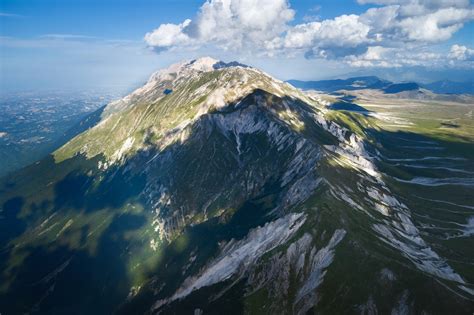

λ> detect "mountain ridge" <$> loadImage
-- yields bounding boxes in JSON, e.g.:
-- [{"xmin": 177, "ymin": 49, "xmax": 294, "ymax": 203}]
[
  {"xmin": 288, "ymin": 76, "xmax": 474, "ymax": 95},
  {"xmin": 1, "ymin": 57, "xmax": 473, "ymax": 314}
]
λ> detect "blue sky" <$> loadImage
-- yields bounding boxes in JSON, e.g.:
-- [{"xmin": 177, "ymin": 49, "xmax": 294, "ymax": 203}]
[{"xmin": 1, "ymin": 0, "xmax": 474, "ymax": 93}]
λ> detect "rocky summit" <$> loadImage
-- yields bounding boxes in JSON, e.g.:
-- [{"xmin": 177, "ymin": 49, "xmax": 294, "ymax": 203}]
[{"xmin": 1, "ymin": 57, "xmax": 473, "ymax": 314}]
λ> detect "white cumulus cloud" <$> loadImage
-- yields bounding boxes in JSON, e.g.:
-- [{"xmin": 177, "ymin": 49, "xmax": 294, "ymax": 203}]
[
  {"xmin": 346, "ymin": 46, "xmax": 443, "ymax": 67},
  {"xmin": 145, "ymin": 0, "xmax": 294, "ymax": 52},
  {"xmin": 449, "ymin": 44, "xmax": 474, "ymax": 61},
  {"xmin": 144, "ymin": 19, "xmax": 192, "ymax": 50},
  {"xmin": 397, "ymin": 7, "xmax": 473, "ymax": 41},
  {"xmin": 269, "ymin": 14, "xmax": 371, "ymax": 59},
  {"xmin": 144, "ymin": 0, "xmax": 474, "ymax": 68}
]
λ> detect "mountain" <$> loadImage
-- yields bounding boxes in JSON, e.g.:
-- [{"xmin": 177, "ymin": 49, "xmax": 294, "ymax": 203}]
[
  {"xmin": 423, "ymin": 80, "xmax": 474, "ymax": 95},
  {"xmin": 1, "ymin": 57, "xmax": 473, "ymax": 314},
  {"xmin": 382, "ymin": 82, "xmax": 420, "ymax": 94},
  {"xmin": 287, "ymin": 76, "xmax": 391, "ymax": 92},
  {"xmin": 289, "ymin": 77, "xmax": 474, "ymax": 95}
]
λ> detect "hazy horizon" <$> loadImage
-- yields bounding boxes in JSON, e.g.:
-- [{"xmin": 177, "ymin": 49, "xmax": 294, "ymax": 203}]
[{"xmin": 2, "ymin": 0, "xmax": 474, "ymax": 93}]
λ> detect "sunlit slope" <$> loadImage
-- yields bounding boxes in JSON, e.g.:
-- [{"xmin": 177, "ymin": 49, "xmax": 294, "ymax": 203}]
[{"xmin": 54, "ymin": 58, "xmax": 317, "ymax": 164}]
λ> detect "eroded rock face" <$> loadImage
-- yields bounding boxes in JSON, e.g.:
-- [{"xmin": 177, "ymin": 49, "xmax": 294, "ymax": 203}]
[
  {"xmin": 153, "ymin": 213, "xmax": 308, "ymax": 310},
  {"xmin": 244, "ymin": 229, "xmax": 346, "ymax": 315},
  {"xmin": 140, "ymin": 93, "xmax": 324, "ymax": 242}
]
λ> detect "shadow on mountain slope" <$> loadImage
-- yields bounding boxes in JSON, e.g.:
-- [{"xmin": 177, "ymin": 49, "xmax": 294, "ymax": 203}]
[
  {"xmin": 0, "ymin": 152, "xmax": 152, "ymax": 314},
  {"xmin": 0, "ymin": 87, "xmax": 473, "ymax": 314},
  {"xmin": 0, "ymin": 197, "xmax": 26, "ymax": 245},
  {"xmin": 328, "ymin": 101, "xmax": 371, "ymax": 114},
  {"xmin": 0, "ymin": 87, "xmax": 332, "ymax": 313},
  {"xmin": 0, "ymin": 212, "xmax": 147, "ymax": 314},
  {"xmin": 53, "ymin": 167, "xmax": 146, "ymax": 213}
]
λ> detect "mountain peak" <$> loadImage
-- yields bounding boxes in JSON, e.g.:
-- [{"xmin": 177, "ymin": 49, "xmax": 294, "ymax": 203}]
[
  {"xmin": 187, "ymin": 56, "xmax": 250, "ymax": 71},
  {"xmin": 55, "ymin": 57, "xmax": 302, "ymax": 164},
  {"xmin": 148, "ymin": 57, "xmax": 249, "ymax": 83},
  {"xmin": 188, "ymin": 56, "xmax": 220, "ymax": 71}
]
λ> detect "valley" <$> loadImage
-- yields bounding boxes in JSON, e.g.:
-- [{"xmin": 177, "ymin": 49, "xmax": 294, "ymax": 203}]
[{"xmin": 0, "ymin": 90, "xmax": 123, "ymax": 177}]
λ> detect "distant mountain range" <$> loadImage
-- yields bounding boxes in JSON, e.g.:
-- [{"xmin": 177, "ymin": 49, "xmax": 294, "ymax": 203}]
[
  {"xmin": 288, "ymin": 76, "xmax": 474, "ymax": 95},
  {"xmin": 423, "ymin": 80, "xmax": 474, "ymax": 94}
]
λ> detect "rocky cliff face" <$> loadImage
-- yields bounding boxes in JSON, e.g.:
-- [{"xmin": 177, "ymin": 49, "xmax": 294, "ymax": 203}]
[{"xmin": 1, "ymin": 58, "xmax": 473, "ymax": 314}]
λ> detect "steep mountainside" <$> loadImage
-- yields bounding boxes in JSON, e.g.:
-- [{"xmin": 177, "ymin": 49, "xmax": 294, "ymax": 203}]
[{"xmin": 1, "ymin": 57, "xmax": 473, "ymax": 314}]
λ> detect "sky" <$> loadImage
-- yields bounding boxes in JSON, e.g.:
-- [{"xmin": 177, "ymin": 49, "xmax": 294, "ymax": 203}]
[{"xmin": 1, "ymin": 0, "xmax": 474, "ymax": 93}]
